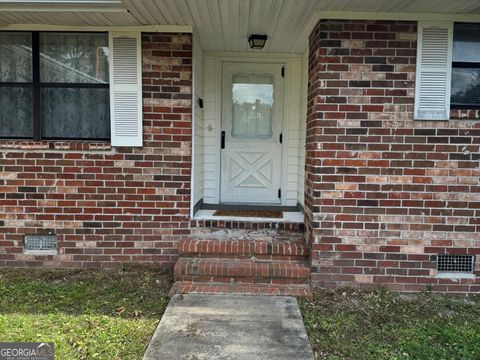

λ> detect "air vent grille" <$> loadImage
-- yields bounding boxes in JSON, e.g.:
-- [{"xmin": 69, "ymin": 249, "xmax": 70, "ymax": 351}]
[
  {"xmin": 24, "ymin": 234, "xmax": 57, "ymax": 252},
  {"xmin": 437, "ymin": 254, "xmax": 474, "ymax": 274}
]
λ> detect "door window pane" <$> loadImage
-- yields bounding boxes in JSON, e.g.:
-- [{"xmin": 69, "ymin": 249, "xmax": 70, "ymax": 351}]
[
  {"xmin": 0, "ymin": 32, "xmax": 32, "ymax": 82},
  {"xmin": 231, "ymin": 74, "xmax": 273, "ymax": 139},
  {"xmin": 42, "ymin": 87, "xmax": 110, "ymax": 139},
  {"xmin": 40, "ymin": 32, "xmax": 109, "ymax": 83},
  {"xmin": 0, "ymin": 87, "xmax": 33, "ymax": 138}
]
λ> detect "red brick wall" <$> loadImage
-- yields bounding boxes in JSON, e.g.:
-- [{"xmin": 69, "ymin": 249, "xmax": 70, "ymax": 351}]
[
  {"xmin": 306, "ymin": 20, "xmax": 480, "ymax": 293},
  {"xmin": 0, "ymin": 32, "xmax": 192, "ymax": 268}
]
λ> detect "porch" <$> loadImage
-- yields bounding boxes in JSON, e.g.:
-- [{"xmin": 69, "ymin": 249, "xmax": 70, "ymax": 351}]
[
  {"xmin": 190, "ymin": 51, "xmax": 308, "ymax": 222},
  {"xmin": 0, "ymin": 0, "xmax": 479, "ymax": 295}
]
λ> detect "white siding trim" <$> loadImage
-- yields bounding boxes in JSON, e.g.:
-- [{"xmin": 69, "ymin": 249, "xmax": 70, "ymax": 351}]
[
  {"xmin": 297, "ymin": 49, "xmax": 308, "ymax": 207},
  {"xmin": 283, "ymin": 59, "xmax": 303, "ymax": 206},
  {"xmin": 202, "ymin": 57, "xmax": 220, "ymax": 204},
  {"xmin": 414, "ymin": 21, "xmax": 453, "ymax": 121},
  {"xmin": 191, "ymin": 32, "xmax": 204, "ymax": 216}
]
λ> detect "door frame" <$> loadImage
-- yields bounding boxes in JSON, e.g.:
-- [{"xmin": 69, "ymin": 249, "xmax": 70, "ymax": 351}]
[
  {"xmin": 217, "ymin": 57, "xmax": 288, "ymax": 206},
  {"xmin": 219, "ymin": 61, "xmax": 284, "ymax": 204},
  {"xmin": 204, "ymin": 52, "xmax": 303, "ymax": 206}
]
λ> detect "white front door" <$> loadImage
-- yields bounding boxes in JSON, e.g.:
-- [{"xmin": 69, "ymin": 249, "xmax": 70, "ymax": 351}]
[{"xmin": 220, "ymin": 62, "xmax": 284, "ymax": 204}]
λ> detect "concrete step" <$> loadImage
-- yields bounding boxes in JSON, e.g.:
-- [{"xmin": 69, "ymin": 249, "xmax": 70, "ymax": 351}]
[
  {"xmin": 170, "ymin": 281, "xmax": 312, "ymax": 298},
  {"xmin": 174, "ymin": 258, "xmax": 310, "ymax": 285}
]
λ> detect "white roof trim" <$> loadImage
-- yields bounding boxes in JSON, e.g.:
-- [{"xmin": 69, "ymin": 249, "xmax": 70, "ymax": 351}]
[
  {"xmin": 318, "ymin": 10, "xmax": 480, "ymax": 22},
  {"xmin": 203, "ymin": 51, "xmax": 304, "ymax": 59},
  {"xmin": 0, "ymin": 24, "xmax": 193, "ymax": 32},
  {"xmin": 0, "ymin": 0, "xmax": 127, "ymax": 12}
]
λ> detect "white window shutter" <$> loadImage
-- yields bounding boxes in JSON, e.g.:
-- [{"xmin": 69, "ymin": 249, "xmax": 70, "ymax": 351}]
[
  {"xmin": 414, "ymin": 22, "xmax": 453, "ymax": 120},
  {"xmin": 109, "ymin": 32, "xmax": 143, "ymax": 146}
]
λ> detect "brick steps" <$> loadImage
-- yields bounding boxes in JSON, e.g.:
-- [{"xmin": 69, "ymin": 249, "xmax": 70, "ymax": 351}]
[
  {"xmin": 170, "ymin": 281, "xmax": 312, "ymax": 298},
  {"xmin": 174, "ymin": 258, "xmax": 310, "ymax": 284},
  {"xmin": 173, "ymin": 229, "xmax": 312, "ymax": 297},
  {"xmin": 178, "ymin": 237, "xmax": 308, "ymax": 260}
]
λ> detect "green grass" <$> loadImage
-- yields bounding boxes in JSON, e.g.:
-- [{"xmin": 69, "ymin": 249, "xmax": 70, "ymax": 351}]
[
  {"xmin": 4, "ymin": 268, "xmax": 479, "ymax": 360},
  {"xmin": 0, "ymin": 266, "xmax": 172, "ymax": 360},
  {"xmin": 300, "ymin": 288, "xmax": 480, "ymax": 360}
]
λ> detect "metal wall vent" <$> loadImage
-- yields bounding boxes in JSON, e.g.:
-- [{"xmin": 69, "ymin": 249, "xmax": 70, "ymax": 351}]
[
  {"xmin": 437, "ymin": 254, "xmax": 475, "ymax": 276},
  {"xmin": 24, "ymin": 234, "xmax": 57, "ymax": 255}
]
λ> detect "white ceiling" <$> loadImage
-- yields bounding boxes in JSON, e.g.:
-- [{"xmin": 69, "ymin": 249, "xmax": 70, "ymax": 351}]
[{"xmin": 1, "ymin": 0, "xmax": 480, "ymax": 53}]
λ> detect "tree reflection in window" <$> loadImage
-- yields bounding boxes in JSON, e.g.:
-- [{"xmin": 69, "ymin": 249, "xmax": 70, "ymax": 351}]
[
  {"xmin": 231, "ymin": 74, "xmax": 273, "ymax": 139},
  {"xmin": 451, "ymin": 23, "xmax": 480, "ymax": 108}
]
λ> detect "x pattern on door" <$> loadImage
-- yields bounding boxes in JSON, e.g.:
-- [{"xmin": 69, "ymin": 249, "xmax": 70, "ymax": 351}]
[{"xmin": 229, "ymin": 150, "xmax": 273, "ymax": 189}]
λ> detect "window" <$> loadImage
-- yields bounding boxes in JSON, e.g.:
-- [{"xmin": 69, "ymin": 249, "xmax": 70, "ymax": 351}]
[
  {"xmin": 451, "ymin": 23, "xmax": 480, "ymax": 109},
  {"xmin": 0, "ymin": 31, "xmax": 110, "ymax": 140},
  {"xmin": 231, "ymin": 74, "xmax": 273, "ymax": 139}
]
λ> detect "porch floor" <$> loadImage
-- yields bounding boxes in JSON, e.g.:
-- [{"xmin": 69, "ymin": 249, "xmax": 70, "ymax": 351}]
[{"xmin": 193, "ymin": 209, "xmax": 304, "ymax": 223}]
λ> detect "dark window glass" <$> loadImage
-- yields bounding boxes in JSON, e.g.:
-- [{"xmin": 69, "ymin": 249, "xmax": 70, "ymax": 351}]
[
  {"xmin": 451, "ymin": 67, "xmax": 480, "ymax": 107},
  {"xmin": 42, "ymin": 87, "xmax": 110, "ymax": 139},
  {"xmin": 0, "ymin": 31, "xmax": 110, "ymax": 140},
  {"xmin": 0, "ymin": 33, "xmax": 33, "ymax": 138},
  {"xmin": 453, "ymin": 23, "xmax": 480, "ymax": 63},
  {"xmin": 0, "ymin": 32, "xmax": 32, "ymax": 82},
  {"xmin": 0, "ymin": 87, "xmax": 33, "ymax": 138},
  {"xmin": 39, "ymin": 32, "xmax": 109, "ymax": 84},
  {"xmin": 451, "ymin": 23, "xmax": 480, "ymax": 108}
]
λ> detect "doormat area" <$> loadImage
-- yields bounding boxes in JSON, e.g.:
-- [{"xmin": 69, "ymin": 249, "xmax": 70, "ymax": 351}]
[{"xmin": 213, "ymin": 209, "xmax": 283, "ymax": 218}]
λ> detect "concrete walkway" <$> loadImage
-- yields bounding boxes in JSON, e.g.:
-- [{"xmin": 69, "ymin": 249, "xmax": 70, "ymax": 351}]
[{"xmin": 143, "ymin": 294, "xmax": 315, "ymax": 360}]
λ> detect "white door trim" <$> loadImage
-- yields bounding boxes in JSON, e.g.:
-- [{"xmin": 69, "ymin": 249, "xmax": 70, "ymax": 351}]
[{"xmin": 204, "ymin": 54, "xmax": 297, "ymax": 206}]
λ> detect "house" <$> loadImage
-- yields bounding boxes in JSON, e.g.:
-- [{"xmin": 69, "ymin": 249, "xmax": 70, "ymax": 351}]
[{"xmin": 0, "ymin": 0, "xmax": 479, "ymax": 296}]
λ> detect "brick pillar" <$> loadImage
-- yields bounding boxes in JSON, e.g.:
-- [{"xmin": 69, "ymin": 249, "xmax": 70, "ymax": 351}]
[{"xmin": 305, "ymin": 20, "xmax": 480, "ymax": 293}]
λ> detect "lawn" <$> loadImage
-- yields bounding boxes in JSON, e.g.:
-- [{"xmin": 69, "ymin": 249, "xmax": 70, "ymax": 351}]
[
  {"xmin": 3, "ymin": 268, "xmax": 480, "ymax": 360},
  {"xmin": 300, "ymin": 288, "xmax": 480, "ymax": 360},
  {"xmin": 0, "ymin": 266, "xmax": 172, "ymax": 360}
]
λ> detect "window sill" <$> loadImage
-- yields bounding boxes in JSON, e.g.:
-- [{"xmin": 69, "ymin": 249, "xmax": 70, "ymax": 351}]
[
  {"xmin": 24, "ymin": 249, "xmax": 58, "ymax": 256},
  {"xmin": 0, "ymin": 140, "xmax": 112, "ymax": 151}
]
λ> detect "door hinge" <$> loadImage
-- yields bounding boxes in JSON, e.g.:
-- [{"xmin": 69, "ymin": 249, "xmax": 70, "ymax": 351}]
[
  {"xmin": 279, "ymin": 132, "xmax": 282, "ymax": 144},
  {"xmin": 278, "ymin": 188, "xmax": 281, "ymax": 199},
  {"xmin": 281, "ymin": 66, "xmax": 285, "ymax": 78}
]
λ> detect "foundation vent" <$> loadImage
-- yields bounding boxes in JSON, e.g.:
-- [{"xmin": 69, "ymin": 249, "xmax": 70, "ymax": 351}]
[
  {"xmin": 24, "ymin": 234, "xmax": 57, "ymax": 255},
  {"xmin": 437, "ymin": 254, "xmax": 475, "ymax": 277}
]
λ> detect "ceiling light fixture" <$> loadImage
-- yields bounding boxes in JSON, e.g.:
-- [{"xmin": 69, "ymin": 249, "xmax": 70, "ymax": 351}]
[{"xmin": 248, "ymin": 34, "xmax": 267, "ymax": 49}]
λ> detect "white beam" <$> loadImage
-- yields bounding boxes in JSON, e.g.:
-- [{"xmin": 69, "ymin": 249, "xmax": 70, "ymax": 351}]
[
  {"xmin": 0, "ymin": 24, "xmax": 193, "ymax": 32},
  {"xmin": 318, "ymin": 11, "xmax": 480, "ymax": 22},
  {"xmin": 0, "ymin": 0, "xmax": 127, "ymax": 12}
]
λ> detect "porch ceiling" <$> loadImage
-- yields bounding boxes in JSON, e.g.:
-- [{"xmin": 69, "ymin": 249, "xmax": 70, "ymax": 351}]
[{"xmin": 0, "ymin": 0, "xmax": 480, "ymax": 54}]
